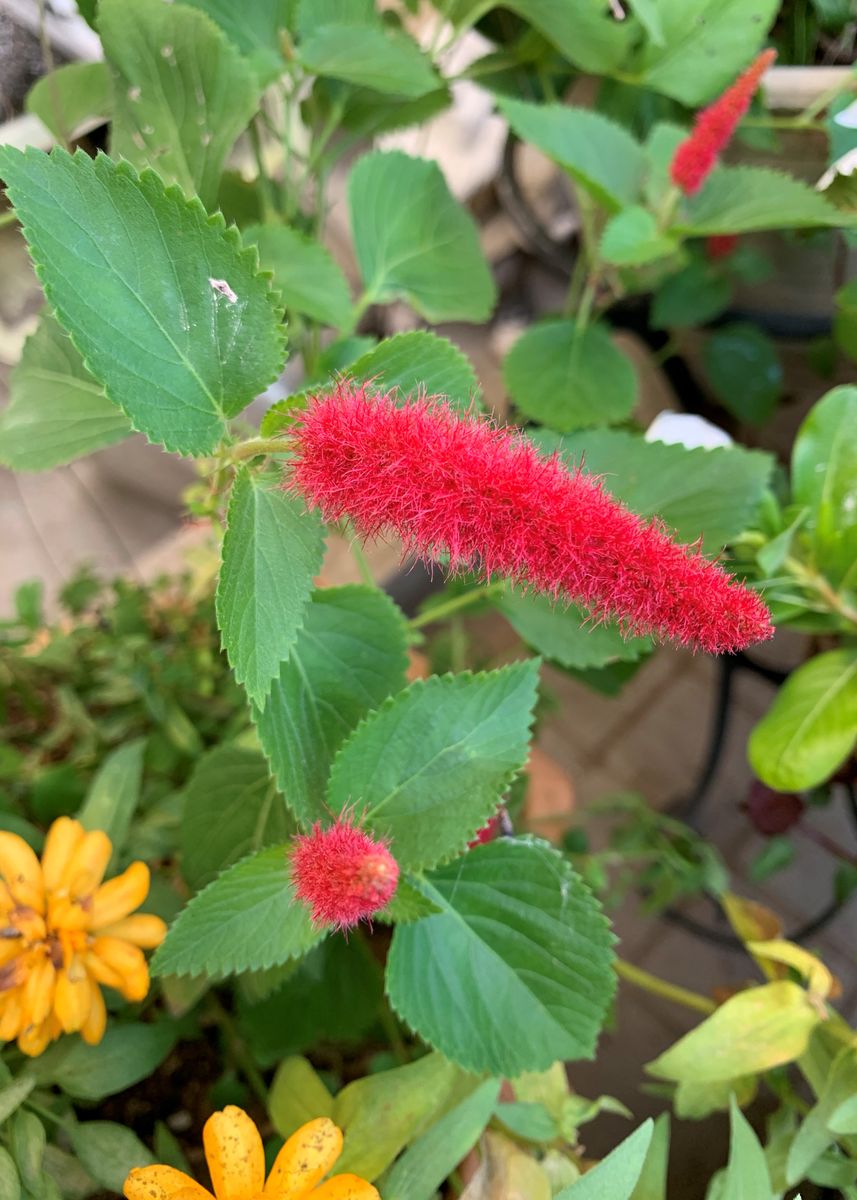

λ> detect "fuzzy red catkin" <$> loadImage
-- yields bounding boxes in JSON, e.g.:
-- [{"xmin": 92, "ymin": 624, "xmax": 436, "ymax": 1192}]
[
  {"xmin": 671, "ymin": 49, "xmax": 777, "ymax": 195},
  {"xmin": 288, "ymin": 385, "xmax": 773, "ymax": 655},
  {"xmin": 290, "ymin": 818, "xmax": 399, "ymax": 930}
]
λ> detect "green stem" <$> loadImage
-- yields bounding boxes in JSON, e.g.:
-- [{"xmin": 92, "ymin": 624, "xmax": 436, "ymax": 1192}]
[
  {"xmin": 346, "ymin": 532, "xmax": 374, "ymax": 587},
  {"xmin": 231, "ymin": 436, "xmax": 288, "ymax": 461},
  {"xmin": 615, "ymin": 958, "xmax": 717, "ymax": 1015},
  {"xmin": 248, "ymin": 119, "xmax": 279, "ymax": 223},
  {"xmin": 409, "ymin": 581, "xmax": 506, "ymax": 629},
  {"xmin": 784, "ymin": 556, "xmax": 857, "ymax": 628},
  {"xmin": 209, "ymin": 994, "xmax": 269, "ymax": 1106}
]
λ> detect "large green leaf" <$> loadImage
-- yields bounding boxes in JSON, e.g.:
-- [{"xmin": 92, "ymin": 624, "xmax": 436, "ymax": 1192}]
[
  {"xmin": 0, "ymin": 148, "xmax": 285, "ymax": 456},
  {"xmin": 217, "ymin": 470, "xmax": 324, "ymax": 706},
  {"xmin": 646, "ymin": 981, "xmax": 820, "ymax": 1083},
  {"xmin": 498, "ymin": 97, "xmax": 644, "ymax": 212},
  {"xmin": 387, "ymin": 838, "xmax": 615, "ymax": 1075},
  {"xmin": 180, "ymin": 746, "xmax": 292, "ymax": 891},
  {"xmin": 77, "ymin": 738, "xmax": 145, "ymax": 870},
  {"xmin": 600, "ymin": 206, "xmax": 678, "ymax": 266},
  {"xmin": 383, "ymin": 1080, "xmax": 501, "ymax": 1200},
  {"xmin": 334, "ymin": 1052, "xmax": 465, "ymax": 1181},
  {"xmin": 0, "ymin": 313, "xmax": 130, "ymax": 471},
  {"xmin": 485, "ymin": 0, "xmax": 634, "ymax": 73},
  {"xmin": 675, "ymin": 167, "xmax": 845, "ymax": 236},
  {"xmin": 717, "ymin": 1098, "xmax": 774, "ymax": 1200},
  {"xmin": 556, "ymin": 1121, "xmax": 653, "ymax": 1199},
  {"xmin": 180, "ymin": 0, "xmax": 290, "ymax": 81},
  {"xmin": 748, "ymin": 649, "xmax": 857, "ymax": 791},
  {"xmin": 326, "ymin": 662, "xmax": 539, "ymax": 870},
  {"xmin": 295, "ymin": 0, "xmax": 378, "ymax": 39},
  {"xmin": 499, "ymin": 592, "xmax": 652, "ymax": 669},
  {"xmin": 504, "ymin": 319, "xmax": 637, "ymax": 431},
  {"xmin": 29, "ymin": 1024, "xmax": 176, "ymax": 1101},
  {"xmin": 639, "ymin": 0, "xmax": 779, "ymax": 105},
  {"xmin": 300, "ymin": 24, "xmax": 441, "ymax": 98},
  {"xmin": 100, "ymin": 0, "xmax": 260, "ymax": 208},
  {"xmin": 348, "ymin": 150, "xmax": 496, "ymax": 322},
  {"xmin": 792, "ymin": 386, "xmax": 857, "ymax": 588},
  {"xmin": 151, "ymin": 845, "xmax": 322, "ymax": 979},
  {"xmin": 651, "ymin": 260, "xmax": 730, "ymax": 329},
  {"xmin": 26, "ymin": 62, "xmax": 110, "ymax": 142},
  {"xmin": 702, "ymin": 324, "xmax": 782, "ymax": 425},
  {"xmin": 533, "ymin": 428, "xmax": 773, "ymax": 551},
  {"xmin": 787, "ymin": 1046, "xmax": 857, "ymax": 1185},
  {"xmin": 244, "ymin": 224, "xmax": 352, "ymax": 330},
  {"xmin": 348, "ymin": 331, "xmax": 481, "ymax": 411},
  {"xmin": 69, "ymin": 1124, "xmax": 155, "ymax": 1191},
  {"xmin": 255, "ymin": 587, "xmax": 409, "ymax": 827}
]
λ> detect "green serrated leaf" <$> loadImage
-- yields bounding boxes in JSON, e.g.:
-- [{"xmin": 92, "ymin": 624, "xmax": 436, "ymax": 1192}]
[
  {"xmin": 69, "ymin": 1123, "xmax": 155, "ymax": 1191},
  {"xmin": 26, "ymin": 61, "xmax": 110, "ymax": 142},
  {"xmin": 651, "ymin": 260, "xmax": 731, "ymax": 329},
  {"xmin": 601, "ymin": 206, "xmax": 678, "ymax": 266},
  {"xmin": 646, "ymin": 981, "xmax": 819, "ymax": 1084},
  {"xmin": 77, "ymin": 738, "xmax": 145, "ymax": 869},
  {"xmin": 152, "ymin": 845, "xmax": 322, "ymax": 979},
  {"xmin": 327, "ymin": 662, "xmax": 539, "ymax": 870},
  {"xmin": 491, "ymin": 0, "xmax": 634, "ymax": 73},
  {"xmin": 245, "ymin": 223, "xmax": 353, "ymax": 330},
  {"xmin": 675, "ymin": 166, "xmax": 846, "ymax": 235},
  {"xmin": 504, "ymin": 319, "xmax": 637, "ymax": 431},
  {"xmin": 180, "ymin": 745, "xmax": 292, "ymax": 890},
  {"xmin": 498, "ymin": 97, "xmax": 645, "ymax": 211},
  {"xmin": 255, "ymin": 586, "xmax": 409, "ymax": 827},
  {"xmin": 100, "ymin": 0, "xmax": 260, "ymax": 207},
  {"xmin": 557, "ymin": 1120, "xmax": 654, "ymax": 1199},
  {"xmin": 348, "ymin": 150, "xmax": 496, "ymax": 322},
  {"xmin": 378, "ymin": 875, "xmax": 442, "ymax": 924},
  {"xmin": 500, "ymin": 592, "xmax": 652, "ymax": 669},
  {"xmin": 387, "ymin": 838, "xmax": 616, "ymax": 1075},
  {"xmin": 295, "ymin": 0, "xmax": 378, "ymax": 40},
  {"xmin": 217, "ymin": 470, "xmax": 324, "ymax": 706},
  {"xmin": 30, "ymin": 1023, "xmax": 176, "ymax": 1101},
  {"xmin": 748, "ymin": 649, "xmax": 857, "ymax": 791},
  {"xmin": 533, "ymin": 427, "xmax": 773, "ymax": 551},
  {"xmin": 0, "ymin": 313, "xmax": 131, "ymax": 471},
  {"xmin": 180, "ymin": 0, "xmax": 290, "ymax": 81},
  {"xmin": 702, "ymin": 323, "xmax": 782, "ymax": 424},
  {"xmin": 640, "ymin": 0, "xmax": 778, "ymax": 106},
  {"xmin": 792, "ymin": 385, "xmax": 857, "ymax": 588},
  {"xmin": 348, "ymin": 331, "xmax": 481, "ymax": 411},
  {"xmin": 300, "ymin": 23, "xmax": 441, "ymax": 98},
  {"xmin": 0, "ymin": 148, "xmax": 285, "ymax": 456}
]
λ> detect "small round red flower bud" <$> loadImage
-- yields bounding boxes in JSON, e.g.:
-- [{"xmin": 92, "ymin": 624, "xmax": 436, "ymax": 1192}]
[
  {"xmin": 706, "ymin": 234, "xmax": 739, "ymax": 261},
  {"xmin": 744, "ymin": 781, "xmax": 804, "ymax": 837},
  {"xmin": 290, "ymin": 819, "xmax": 399, "ymax": 930}
]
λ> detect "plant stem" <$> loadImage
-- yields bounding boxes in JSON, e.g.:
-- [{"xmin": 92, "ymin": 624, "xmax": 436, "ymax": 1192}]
[
  {"xmin": 231, "ymin": 436, "xmax": 289, "ymax": 461},
  {"xmin": 345, "ymin": 531, "xmax": 374, "ymax": 587},
  {"xmin": 248, "ymin": 119, "xmax": 280, "ymax": 223},
  {"xmin": 209, "ymin": 994, "xmax": 269, "ymax": 1106},
  {"xmin": 615, "ymin": 957, "xmax": 717, "ymax": 1015},
  {"xmin": 784, "ymin": 556, "xmax": 857, "ymax": 628},
  {"xmin": 797, "ymin": 822, "xmax": 857, "ymax": 868},
  {"xmin": 409, "ymin": 581, "xmax": 506, "ymax": 629}
]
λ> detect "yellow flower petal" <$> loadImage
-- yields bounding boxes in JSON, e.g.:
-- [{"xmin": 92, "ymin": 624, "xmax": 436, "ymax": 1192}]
[
  {"xmin": 21, "ymin": 954, "xmax": 55, "ymax": 1028},
  {"xmin": 308, "ymin": 1178, "xmax": 380, "ymax": 1200},
  {"xmin": 81, "ymin": 978, "xmax": 107, "ymax": 1045},
  {"xmin": 264, "ymin": 1118, "xmax": 343, "ymax": 1199},
  {"xmin": 99, "ymin": 914, "xmax": 167, "ymax": 948},
  {"xmin": 124, "ymin": 1165, "xmax": 214, "ymax": 1200},
  {"xmin": 0, "ymin": 832, "xmax": 44, "ymax": 911},
  {"xmin": 83, "ymin": 949, "xmax": 125, "ymax": 991},
  {"xmin": 54, "ymin": 962, "xmax": 91, "ymax": 1033},
  {"xmin": 18, "ymin": 1015, "xmax": 58, "ymax": 1057},
  {"xmin": 46, "ymin": 894, "xmax": 90, "ymax": 932},
  {"xmin": 0, "ymin": 991, "xmax": 23, "ymax": 1041},
  {"xmin": 203, "ymin": 1107, "xmax": 265, "ymax": 1200},
  {"xmin": 90, "ymin": 937, "xmax": 149, "ymax": 1001},
  {"xmin": 90, "ymin": 862, "xmax": 150, "ymax": 928},
  {"xmin": 41, "ymin": 818, "xmax": 85, "ymax": 891},
  {"xmin": 65, "ymin": 830, "xmax": 113, "ymax": 899}
]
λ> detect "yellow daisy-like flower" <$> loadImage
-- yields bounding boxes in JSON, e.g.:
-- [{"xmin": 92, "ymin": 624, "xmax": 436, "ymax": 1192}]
[
  {"xmin": 0, "ymin": 816, "xmax": 166, "ymax": 1056},
  {"xmin": 125, "ymin": 1108, "xmax": 379, "ymax": 1200}
]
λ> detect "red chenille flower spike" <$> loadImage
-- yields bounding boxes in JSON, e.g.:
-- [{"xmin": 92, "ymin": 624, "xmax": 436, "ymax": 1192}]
[
  {"xmin": 671, "ymin": 49, "xmax": 777, "ymax": 195},
  {"xmin": 290, "ymin": 819, "xmax": 399, "ymax": 930},
  {"xmin": 288, "ymin": 385, "xmax": 773, "ymax": 655}
]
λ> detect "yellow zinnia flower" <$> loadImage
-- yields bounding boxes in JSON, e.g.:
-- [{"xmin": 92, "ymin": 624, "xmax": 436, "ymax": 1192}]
[
  {"xmin": 0, "ymin": 816, "xmax": 166, "ymax": 1056},
  {"xmin": 125, "ymin": 1108, "xmax": 379, "ymax": 1200}
]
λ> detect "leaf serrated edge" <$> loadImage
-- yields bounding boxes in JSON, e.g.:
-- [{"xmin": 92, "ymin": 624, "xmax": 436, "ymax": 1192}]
[
  {"xmin": 151, "ymin": 843, "xmax": 322, "ymax": 981},
  {"xmin": 0, "ymin": 146, "xmax": 286, "ymax": 458},
  {"xmin": 326, "ymin": 658, "xmax": 541, "ymax": 872},
  {"xmin": 675, "ymin": 164, "xmax": 852, "ymax": 232},
  {"xmin": 384, "ymin": 836, "xmax": 617, "ymax": 1073},
  {"xmin": 348, "ymin": 329, "xmax": 483, "ymax": 408}
]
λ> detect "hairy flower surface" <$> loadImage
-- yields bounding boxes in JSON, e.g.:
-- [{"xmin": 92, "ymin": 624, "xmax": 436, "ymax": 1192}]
[
  {"xmin": 0, "ymin": 817, "xmax": 165, "ymax": 1056},
  {"xmin": 291, "ymin": 819, "xmax": 399, "ymax": 930},
  {"xmin": 671, "ymin": 50, "xmax": 777, "ymax": 194},
  {"xmin": 125, "ymin": 1107, "xmax": 379, "ymax": 1200},
  {"xmin": 289, "ymin": 386, "xmax": 772, "ymax": 655}
]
